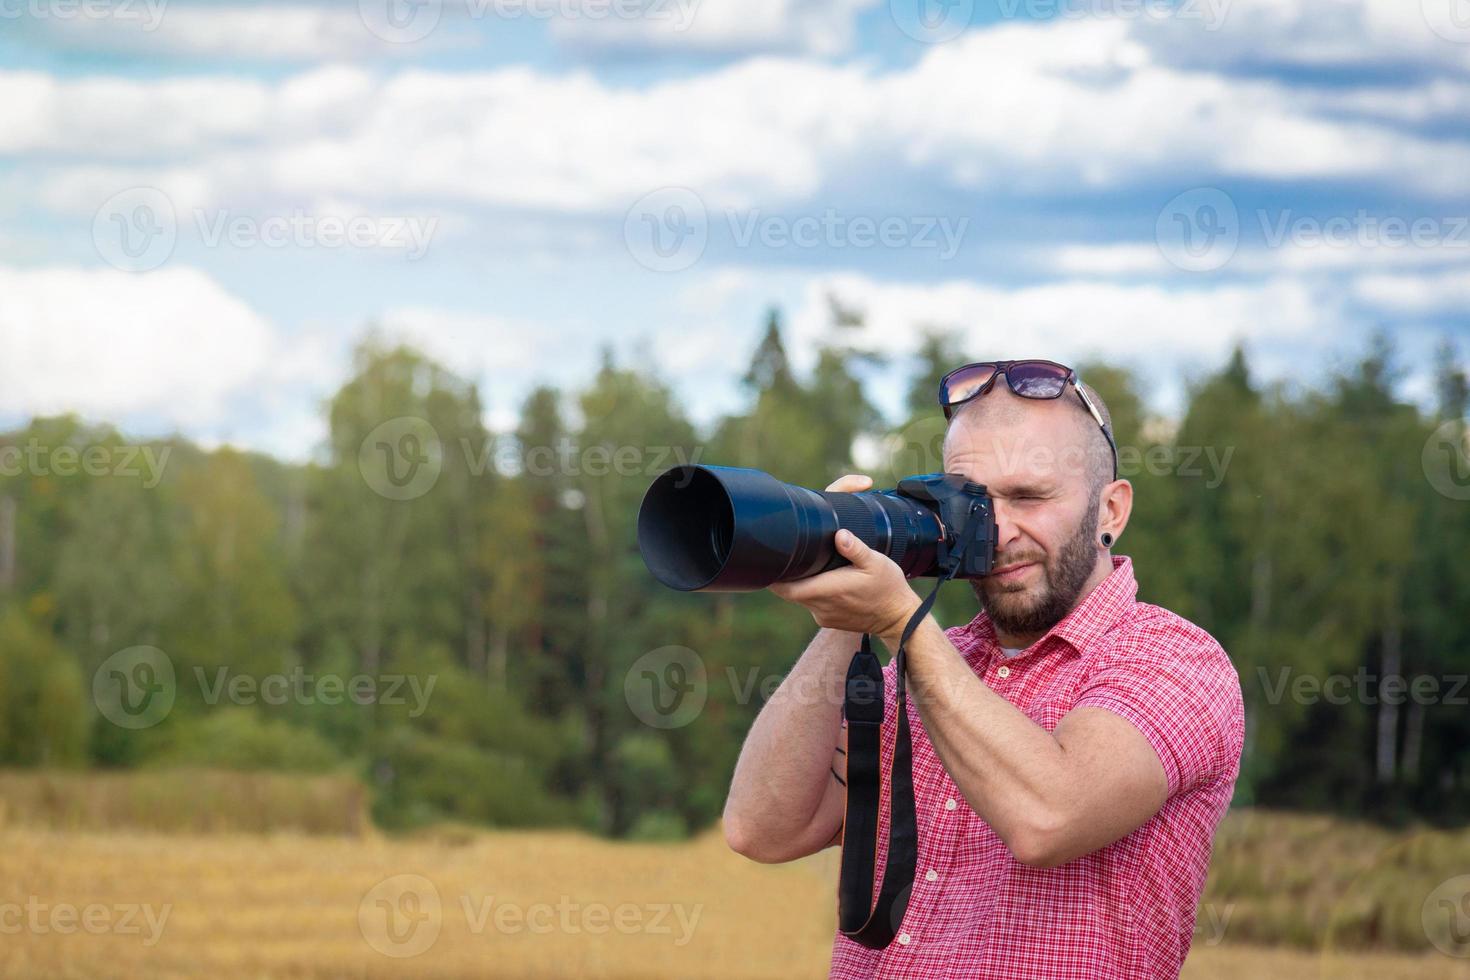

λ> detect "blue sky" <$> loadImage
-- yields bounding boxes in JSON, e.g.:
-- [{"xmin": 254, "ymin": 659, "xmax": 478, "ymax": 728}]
[{"xmin": 2, "ymin": 0, "xmax": 1469, "ymax": 460}]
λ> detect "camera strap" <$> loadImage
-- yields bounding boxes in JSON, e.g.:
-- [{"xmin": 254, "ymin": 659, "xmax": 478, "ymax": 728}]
[{"xmin": 837, "ymin": 535, "xmax": 970, "ymax": 950}]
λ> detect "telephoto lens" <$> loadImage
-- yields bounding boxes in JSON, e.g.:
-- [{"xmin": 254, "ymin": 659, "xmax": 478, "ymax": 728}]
[{"xmin": 636, "ymin": 464, "xmax": 947, "ymax": 592}]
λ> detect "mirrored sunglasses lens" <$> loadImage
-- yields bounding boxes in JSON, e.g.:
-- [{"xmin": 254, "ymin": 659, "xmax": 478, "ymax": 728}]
[
  {"xmin": 943, "ymin": 365, "xmax": 997, "ymax": 405},
  {"xmin": 1007, "ymin": 362, "xmax": 1068, "ymax": 398}
]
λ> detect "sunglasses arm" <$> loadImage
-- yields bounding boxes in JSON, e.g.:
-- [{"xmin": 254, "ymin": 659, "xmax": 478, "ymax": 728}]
[{"xmin": 1071, "ymin": 381, "xmax": 1120, "ymax": 481}]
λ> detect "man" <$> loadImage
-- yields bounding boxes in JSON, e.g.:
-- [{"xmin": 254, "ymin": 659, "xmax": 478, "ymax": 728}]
[{"xmin": 721, "ymin": 359, "xmax": 1244, "ymax": 979}]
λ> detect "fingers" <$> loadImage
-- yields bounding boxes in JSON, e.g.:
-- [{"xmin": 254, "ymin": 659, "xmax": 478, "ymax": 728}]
[
  {"xmin": 834, "ymin": 529, "xmax": 879, "ymax": 569},
  {"xmin": 824, "ymin": 473, "xmax": 874, "ymax": 493}
]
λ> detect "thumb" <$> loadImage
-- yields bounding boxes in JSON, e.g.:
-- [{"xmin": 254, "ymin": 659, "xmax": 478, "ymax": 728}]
[{"xmin": 835, "ymin": 529, "xmax": 877, "ymax": 567}]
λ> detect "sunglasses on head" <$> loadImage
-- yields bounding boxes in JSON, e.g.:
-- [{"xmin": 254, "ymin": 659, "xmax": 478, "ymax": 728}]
[{"xmin": 937, "ymin": 359, "xmax": 1119, "ymax": 481}]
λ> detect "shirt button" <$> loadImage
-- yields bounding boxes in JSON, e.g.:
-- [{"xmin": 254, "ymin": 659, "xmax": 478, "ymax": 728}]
[
  {"xmin": 925, "ymin": 869, "xmax": 938, "ymax": 882},
  {"xmin": 945, "ymin": 798, "xmax": 957, "ymax": 811},
  {"xmin": 997, "ymin": 665, "xmax": 1010, "ymax": 679},
  {"xmin": 897, "ymin": 933, "xmax": 911, "ymax": 946}
]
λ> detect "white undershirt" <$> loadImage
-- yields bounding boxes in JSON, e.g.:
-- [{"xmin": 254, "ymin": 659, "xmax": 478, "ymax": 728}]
[{"xmin": 1000, "ymin": 646, "xmax": 1024, "ymax": 659}]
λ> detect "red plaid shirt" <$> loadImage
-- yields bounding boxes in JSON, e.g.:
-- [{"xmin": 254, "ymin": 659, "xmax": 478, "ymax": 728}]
[{"xmin": 829, "ymin": 556, "xmax": 1244, "ymax": 980}]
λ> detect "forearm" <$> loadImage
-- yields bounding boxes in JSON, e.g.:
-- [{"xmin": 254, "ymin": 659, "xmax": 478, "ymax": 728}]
[
  {"xmin": 723, "ymin": 627, "xmax": 856, "ymax": 858},
  {"xmin": 881, "ymin": 615, "xmax": 1072, "ymax": 862}
]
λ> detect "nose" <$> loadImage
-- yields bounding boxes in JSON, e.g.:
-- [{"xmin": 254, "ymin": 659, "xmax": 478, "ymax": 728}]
[{"xmin": 989, "ymin": 498, "xmax": 1023, "ymax": 555}]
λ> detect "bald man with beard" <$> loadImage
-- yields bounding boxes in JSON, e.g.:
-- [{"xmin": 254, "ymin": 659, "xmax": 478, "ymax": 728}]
[{"xmin": 723, "ymin": 363, "xmax": 1244, "ymax": 980}]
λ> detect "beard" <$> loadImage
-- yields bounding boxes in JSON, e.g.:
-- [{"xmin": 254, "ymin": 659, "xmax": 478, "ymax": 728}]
[{"xmin": 970, "ymin": 503, "xmax": 1100, "ymax": 639}]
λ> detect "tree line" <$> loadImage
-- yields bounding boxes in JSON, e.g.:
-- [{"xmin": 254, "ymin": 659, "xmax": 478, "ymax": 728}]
[{"xmin": 0, "ymin": 311, "xmax": 1466, "ymax": 836}]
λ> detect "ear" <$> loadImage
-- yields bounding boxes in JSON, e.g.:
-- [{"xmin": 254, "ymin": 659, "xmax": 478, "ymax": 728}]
[{"xmin": 1099, "ymin": 479, "xmax": 1133, "ymax": 546}]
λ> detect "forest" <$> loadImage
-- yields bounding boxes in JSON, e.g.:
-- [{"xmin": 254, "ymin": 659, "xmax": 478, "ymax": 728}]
[{"xmin": 1, "ymin": 311, "xmax": 1466, "ymax": 838}]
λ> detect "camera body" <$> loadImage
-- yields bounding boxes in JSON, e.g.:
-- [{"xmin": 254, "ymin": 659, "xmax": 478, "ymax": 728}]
[{"xmin": 889, "ymin": 473, "xmax": 998, "ymax": 579}]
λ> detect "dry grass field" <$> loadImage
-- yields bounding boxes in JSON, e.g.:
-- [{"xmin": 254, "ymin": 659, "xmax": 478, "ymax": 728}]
[{"xmin": 4, "ymin": 817, "xmax": 1469, "ymax": 979}]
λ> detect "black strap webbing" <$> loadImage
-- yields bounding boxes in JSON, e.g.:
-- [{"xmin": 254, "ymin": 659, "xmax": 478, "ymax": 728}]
[{"xmin": 837, "ymin": 534, "xmax": 970, "ymax": 950}]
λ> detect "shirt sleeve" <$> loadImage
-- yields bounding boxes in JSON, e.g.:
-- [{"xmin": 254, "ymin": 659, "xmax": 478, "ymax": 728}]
[{"xmin": 1072, "ymin": 621, "xmax": 1244, "ymax": 797}]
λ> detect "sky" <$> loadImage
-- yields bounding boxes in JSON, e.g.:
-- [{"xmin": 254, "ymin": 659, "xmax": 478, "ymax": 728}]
[{"xmin": 2, "ymin": 0, "xmax": 1469, "ymax": 461}]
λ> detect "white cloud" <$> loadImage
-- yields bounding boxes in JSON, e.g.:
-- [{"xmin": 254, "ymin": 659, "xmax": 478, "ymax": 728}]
[
  {"xmin": 780, "ymin": 271, "xmax": 1340, "ymax": 370},
  {"xmin": 0, "ymin": 265, "xmax": 277, "ymax": 426},
  {"xmin": 883, "ymin": 21, "xmax": 1470, "ymax": 195},
  {"xmin": 0, "ymin": 71, "xmax": 269, "ymax": 157},
  {"xmin": 1353, "ymin": 268, "xmax": 1470, "ymax": 313},
  {"xmin": 1138, "ymin": 0, "xmax": 1470, "ymax": 73},
  {"xmin": 12, "ymin": 16, "xmax": 1470, "ymax": 222}
]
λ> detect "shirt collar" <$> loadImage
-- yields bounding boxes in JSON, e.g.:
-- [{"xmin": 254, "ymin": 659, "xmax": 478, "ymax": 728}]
[{"xmin": 962, "ymin": 555, "xmax": 1138, "ymax": 660}]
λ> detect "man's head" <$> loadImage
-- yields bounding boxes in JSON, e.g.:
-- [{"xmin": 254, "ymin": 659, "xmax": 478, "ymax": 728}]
[{"xmin": 942, "ymin": 376, "xmax": 1131, "ymax": 643}]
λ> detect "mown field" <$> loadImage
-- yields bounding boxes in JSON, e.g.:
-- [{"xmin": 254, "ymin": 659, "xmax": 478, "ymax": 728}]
[{"xmin": 2, "ymin": 771, "xmax": 1469, "ymax": 979}]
